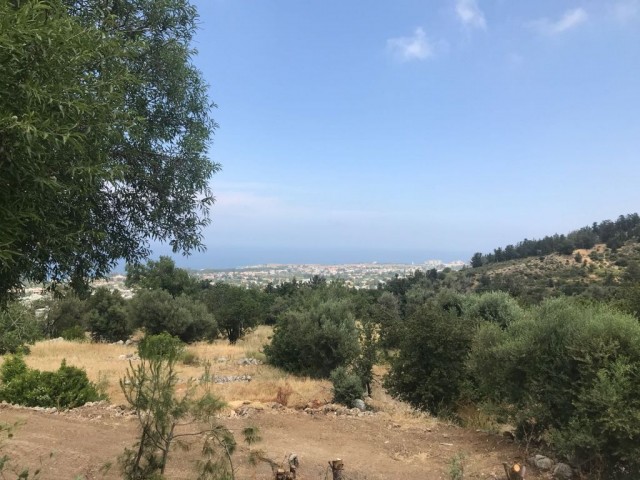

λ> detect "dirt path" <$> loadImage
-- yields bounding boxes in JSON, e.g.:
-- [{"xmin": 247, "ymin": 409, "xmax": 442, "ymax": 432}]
[{"xmin": 0, "ymin": 402, "xmax": 541, "ymax": 480}]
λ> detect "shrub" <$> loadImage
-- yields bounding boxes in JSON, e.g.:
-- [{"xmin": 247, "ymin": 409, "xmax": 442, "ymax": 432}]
[
  {"xmin": 44, "ymin": 295, "xmax": 87, "ymax": 338},
  {"xmin": 129, "ymin": 289, "xmax": 217, "ymax": 343},
  {"xmin": 264, "ymin": 298, "xmax": 360, "ymax": 378},
  {"xmin": 200, "ymin": 283, "xmax": 264, "ymax": 343},
  {"xmin": 138, "ymin": 333, "xmax": 184, "ymax": 361},
  {"xmin": 87, "ymin": 288, "xmax": 131, "ymax": 342},
  {"xmin": 61, "ymin": 325, "xmax": 86, "ymax": 341},
  {"xmin": 466, "ymin": 291, "xmax": 524, "ymax": 329},
  {"xmin": 0, "ymin": 302, "xmax": 42, "ymax": 354},
  {"xmin": 384, "ymin": 303, "xmax": 474, "ymax": 415},
  {"xmin": 0, "ymin": 355, "xmax": 104, "ymax": 408},
  {"xmin": 468, "ymin": 298, "xmax": 640, "ymax": 476},
  {"xmin": 330, "ymin": 366, "xmax": 364, "ymax": 407}
]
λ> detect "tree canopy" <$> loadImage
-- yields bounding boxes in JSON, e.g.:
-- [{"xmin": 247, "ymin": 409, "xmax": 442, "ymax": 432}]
[{"xmin": 0, "ymin": 0, "xmax": 218, "ymax": 303}]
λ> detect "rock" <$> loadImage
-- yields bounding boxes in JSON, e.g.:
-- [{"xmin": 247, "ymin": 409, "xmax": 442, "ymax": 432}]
[
  {"xmin": 236, "ymin": 357, "xmax": 262, "ymax": 366},
  {"xmin": 553, "ymin": 463, "xmax": 573, "ymax": 479},
  {"xmin": 352, "ymin": 399, "xmax": 366, "ymax": 411},
  {"xmin": 125, "ymin": 339, "xmax": 132, "ymax": 346},
  {"xmin": 533, "ymin": 455, "xmax": 554, "ymax": 471},
  {"xmin": 115, "ymin": 340, "xmax": 124, "ymax": 345}
]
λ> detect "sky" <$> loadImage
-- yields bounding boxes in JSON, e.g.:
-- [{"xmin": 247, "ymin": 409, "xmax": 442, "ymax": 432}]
[{"xmin": 156, "ymin": 0, "xmax": 640, "ymax": 268}]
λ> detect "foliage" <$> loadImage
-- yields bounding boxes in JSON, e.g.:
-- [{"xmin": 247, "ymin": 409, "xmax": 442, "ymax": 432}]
[
  {"xmin": 264, "ymin": 297, "xmax": 360, "ymax": 378},
  {"xmin": 125, "ymin": 257, "xmax": 202, "ymax": 298},
  {"xmin": 0, "ymin": 302, "xmax": 42, "ymax": 354},
  {"xmin": 0, "ymin": 355, "xmax": 103, "ymax": 408},
  {"xmin": 87, "ymin": 287, "xmax": 131, "ymax": 342},
  {"xmin": 120, "ymin": 336, "xmax": 242, "ymax": 480},
  {"xmin": 465, "ymin": 291, "xmax": 524, "ymax": 329},
  {"xmin": 330, "ymin": 366, "xmax": 365, "ymax": 407},
  {"xmin": 448, "ymin": 452, "xmax": 466, "ymax": 480},
  {"xmin": 368, "ymin": 291, "xmax": 402, "ymax": 351},
  {"xmin": 200, "ymin": 283, "xmax": 265, "ymax": 343},
  {"xmin": 0, "ymin": 0, "xmax": 218, "ymax": 302},
  {"xmin": 468, "ymin": 298, "xmax": 640, "ymax": 476},
  {"xmin": 61, "ymin": 325, "xmax": 86, "ymax": 341},
  {"xmin": 384, "ymin": 302, "xmax": 475, "ymax": 415},
  {"xmin": 129, "ymin": 289, "xmax": 217, "ymax": 343},
  {"xmin": 137, "ymin": 333, "xmax": 184, "ymax": 362},
  {"xmin": 470, "ymin": 213, "xmax": 640, "ymax": 267},
  {"xmin": 43, "ymin": 295, "xmax": 87, "ymax": 338}
]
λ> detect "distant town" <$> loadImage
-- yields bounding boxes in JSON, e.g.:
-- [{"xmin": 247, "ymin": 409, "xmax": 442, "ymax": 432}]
[{"xmin": 187, "ymin": 260, "xmax": 467, "ymax": 289}]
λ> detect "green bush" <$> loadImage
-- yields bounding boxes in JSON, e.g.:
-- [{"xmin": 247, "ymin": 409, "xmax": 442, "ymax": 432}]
[
  {"xmin": 61, "ymin": 325, "xmax": 86, "ymax": 341},
  {"xmin": 0, "ymin": 303, "xmax": 42, "ymax": 354},
  {"xmin": 468, "ymin": 298, "xmax": 640, "ymax": 476},
  {"xmin": 200, "ymin": 283, "xmax": 266, "ymax": 343},
  {"xmin": 330, "ymin": 366, "xmax": 364, "ymax": 407},
  {"xmin": 138, "ymin": 333, "xmax": 184, "ymax": 361},
  {"xmin": 87, "ymin": 288, "xmax": 131, "ymax": 342},
  {"xmin": 44, "ymin": 295, "xmax": 87, "ymax": 338},
  {"xmin": 466, "ymin": 291, "xmax": 525, "ymax": 329},
  {"xmin": 384, "ymin": 303, "xmax": 474, "ymax": 415},
  {"xmin": 264, "ymin": 298, "xmax": 360, "ymax": 378},
  {"xmin": 0, "ymin": 355, "xmax": 104, "ymax": 408},
  {"xmin": 129, "ymin": 289, "xmax": 217, "ymax": 343}
]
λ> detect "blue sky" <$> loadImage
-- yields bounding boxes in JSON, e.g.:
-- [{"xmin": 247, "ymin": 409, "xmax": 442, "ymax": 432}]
[{"xmin": 162, "ymin": 0, "xmax": 640, "ymax": 267}]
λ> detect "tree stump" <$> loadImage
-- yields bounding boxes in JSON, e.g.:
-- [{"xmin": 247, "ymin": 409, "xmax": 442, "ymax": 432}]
[
  {"xmin": 503, "ymin": 462, "xmax": 526, "ymax": 480},
  {"xmin": 288, "ymin": 453, "xmax": 299, "ymax": 479},
  {"xmin": 329, "ymin": 459, "xmax": 344, "ymax": 480}
]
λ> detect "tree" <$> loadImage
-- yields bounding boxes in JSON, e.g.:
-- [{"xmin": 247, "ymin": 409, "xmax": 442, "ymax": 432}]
[
  {"xmin": 0, "ymin": 0, "xmax": 218, "ymax": 303},
  {"xmin": 201, "ymin": 283, "xmax": 264, "ymax": 343},
  {"xmin": 384, "ymin": 302, "xmax": 474, "ymax": 415},
  {"xmin": 129, "ymin": 289, "xmax": 217, "ymax": 343},
  {"xmin": 126, "ymin": 257, "xmax": 201, "ymax": 298},
  {"xmin": 264, "ymin": 297, "xmax": 360, "ymax": 378},
  {"xmin": 87, "ymin": 287, "xmax": 132, "ymax": 342},
  {"xmin": 470, "ymin": 252, "xmax": 484, "ymax": 268},
  {"xmin": 120, "ymin": 334, "xmax": 245, "ymax": 480}
]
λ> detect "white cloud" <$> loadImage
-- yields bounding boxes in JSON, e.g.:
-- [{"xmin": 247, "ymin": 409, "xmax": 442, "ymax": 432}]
[
  {"xmin": 386, "ymin": 28, "xmax": 434, "ymax": 62},
  {"xmin": 611, "ymin": 0, "xmax": 640, "ymax": 23},
  {"xmin": 455, "ymin": 0, "xmax": 487, "ymax": 29},
  {"xmin": 531, "ymin": 8, "xmax": 588, "ymax": 35}
]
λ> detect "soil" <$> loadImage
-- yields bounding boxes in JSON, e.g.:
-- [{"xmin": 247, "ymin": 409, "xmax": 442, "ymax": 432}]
[{"xmin": 0, "ymin": 402, "xmax": 545, "ymax": 480}]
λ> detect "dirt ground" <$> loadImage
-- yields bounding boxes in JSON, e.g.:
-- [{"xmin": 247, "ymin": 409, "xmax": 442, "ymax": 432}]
[{"xmin": 0, "ymin": 401, "xmax": 544, "ymax": 480}]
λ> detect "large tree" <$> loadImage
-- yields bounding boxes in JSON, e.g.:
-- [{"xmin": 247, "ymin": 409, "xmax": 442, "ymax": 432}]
[{"xmin": 0, "ymin": 0, "xmax": 218, "ymax": 302}]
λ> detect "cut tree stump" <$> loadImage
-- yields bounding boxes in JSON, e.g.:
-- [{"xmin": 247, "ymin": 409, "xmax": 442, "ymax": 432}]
[
  {"xmin": 503, "ymin": 462, "xmax": 526, "ymax": 480},
  {"xmin": 329, "ymin": 459, "xmax": 344, "ymax": 480}
]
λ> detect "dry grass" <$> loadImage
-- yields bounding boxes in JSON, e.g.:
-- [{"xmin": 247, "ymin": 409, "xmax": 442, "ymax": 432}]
[{"xmin": 2, "ymin": 326, "xmax": 331, "ymax": 408}]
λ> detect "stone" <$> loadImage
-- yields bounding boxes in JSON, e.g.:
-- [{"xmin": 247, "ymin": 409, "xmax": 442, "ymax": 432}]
[
  {"xmin": 553, "ymin": 463, "xmax": 573, "ymax": 479},
  {"xmin": 352, "ymin": 399, "xmax": 366, "ymax": 411},
  {"xmin": 534, "ymin": 455, "xmax": 554, "ymax": 471}
]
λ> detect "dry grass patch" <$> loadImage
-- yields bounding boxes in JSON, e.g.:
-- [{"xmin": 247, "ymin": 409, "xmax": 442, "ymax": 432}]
[{"xmin": 0, "ymin": 326, "xmax": 330, "ymax": 408}]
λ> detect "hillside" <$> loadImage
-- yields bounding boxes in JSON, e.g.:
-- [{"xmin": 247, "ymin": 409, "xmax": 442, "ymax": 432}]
[{"xmin": 450, "ymin": 242, "xmax": 640, "ymax": 307}]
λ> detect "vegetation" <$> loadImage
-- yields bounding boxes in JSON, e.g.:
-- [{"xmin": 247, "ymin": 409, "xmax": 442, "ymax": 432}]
[
  {"xmin": 0, "ymin": 355, "xmax": 103, "ymax": 408},
  {"xmin": 470, "ymin": 213, "xmax": 640, "ymax": 267},
  {"xmin": 200, "ymin": 282, "xmax": 265, "ymax": 343},
  {"xmin": 264, "ymin": 291, "xmax": 360, "ymax": 378},
  {"xmin": 384, "ymin": 300, "xmax": 474, "ymax": 415},
  {"xmin": 120, "ymin": 333, "xmax": 251, "ymax": 480},
  {"xmin": 330, "ymin": 366, "xmax": 365, "ymax": 407},
  {"xmin": 87, "ymin": 288, "xmax": 131, "ymax": 342},
  {"xmin": 0, "ymin": 302, "xmax": 42, "ymax": 354},
  {"xmin": 0, "ymin": 0, "xmax": 218, "ymax": 303},
  {"xmin": 128, "ymin": 289, "xmax": 217, "ymax": 343}
]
